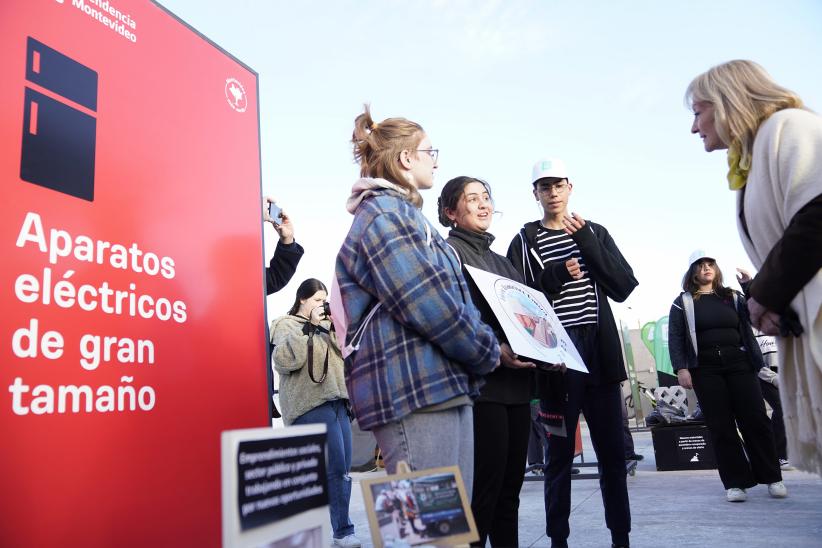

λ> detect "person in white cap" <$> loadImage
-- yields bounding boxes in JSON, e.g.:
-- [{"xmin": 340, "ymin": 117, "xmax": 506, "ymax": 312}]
[
  {"xmin": 507, "ymin": 158, "xmax": 637, "ymax": 548},
  {"xmin": 668, "ymin": 251, "xmax": 786, "ymax": 503}
]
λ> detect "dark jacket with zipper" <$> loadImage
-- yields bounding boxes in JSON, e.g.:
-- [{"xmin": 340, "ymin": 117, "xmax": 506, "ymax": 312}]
[
  {"xmin": 506, "ymin": 220, "xmax": 637, "ymax": 385},
  {"xmin": 266, "ymin": 240, "xmax": 304, "ymax": 295},
  {"xmin": 668, "ymin": 290, "xmax": 765, "ymax": 372},
  {"xmin": 447, "ymin": 227, "xmax": 533, "ymax": 404}
]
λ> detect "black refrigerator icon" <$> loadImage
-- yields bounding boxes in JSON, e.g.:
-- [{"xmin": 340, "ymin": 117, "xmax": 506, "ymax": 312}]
[{"xmin": 20, "ymin": 37, "xmax": 98, "ymax": 202}]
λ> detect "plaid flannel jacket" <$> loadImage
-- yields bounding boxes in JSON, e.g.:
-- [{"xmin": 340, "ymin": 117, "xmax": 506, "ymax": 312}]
[{"xmin": 335, "ymin": 189, "xmax": 500, "ymax": 430}]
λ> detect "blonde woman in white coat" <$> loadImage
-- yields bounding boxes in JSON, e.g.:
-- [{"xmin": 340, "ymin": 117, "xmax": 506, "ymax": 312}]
[{"xmin": 686, "ymin": 59, "xmax": 822, "ymax": 475}]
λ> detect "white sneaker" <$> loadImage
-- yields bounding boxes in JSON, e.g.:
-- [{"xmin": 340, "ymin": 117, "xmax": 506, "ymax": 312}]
[
  {"xmin": 332, "ymin": 534, "xmax": 362, "ymax": 548},
  {"xmin": 779, "ymin": 459, "xmax": 795, "ymax": 471},
  {"xmin": 726, "ymin": 488, "xmax": 747, "ymax": 502},
  {"xmin": 768, "ymin": 481, "xmax": 788, "ymax": 498}
]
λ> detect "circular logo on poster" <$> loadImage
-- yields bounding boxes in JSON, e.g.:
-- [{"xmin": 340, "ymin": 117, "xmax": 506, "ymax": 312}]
[
  {"xmin": 494, "ymin": 280, "xmax": 558, "ymax": 349},
  {"xmin": 224, "ymin": 78, "xmax": 247, "ymax": 113}
]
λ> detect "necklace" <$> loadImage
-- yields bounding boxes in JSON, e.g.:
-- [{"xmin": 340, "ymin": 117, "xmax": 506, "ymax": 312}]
[{"xmin": 695, "ymin": 289, "xmax": 715, "ymax": 295}]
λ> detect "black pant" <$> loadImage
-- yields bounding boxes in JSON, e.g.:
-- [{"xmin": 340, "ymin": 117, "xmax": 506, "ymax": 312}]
[
  {"xmin": 621, "ymin": 392, "xmax": 635, "ymax": 458},
  {"xmin": 760, "ymin": 378, "xmax": 788, "ymax": 461},
  {"xmin": 542, "ymin": 325, "xmax": 630, "ymax": 546},
  {"xmin": 691, "ymin": 347, "xmax": 781, "ymax": 489},
  {"xmin": 471, "ymin": 401, "xmax": 530, "ymax": 547}
]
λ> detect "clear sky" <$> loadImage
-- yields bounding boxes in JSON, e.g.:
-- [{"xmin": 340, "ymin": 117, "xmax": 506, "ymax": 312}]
[{"xmin": 160, "ymin": 0, "xmax": 822, "ymax": 327}]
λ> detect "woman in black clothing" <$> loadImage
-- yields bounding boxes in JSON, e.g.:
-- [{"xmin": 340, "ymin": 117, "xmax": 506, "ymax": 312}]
[
  {"xmin": 668, "ymin": 250, "xmax": 786, "ymax": 503},
  {"xmin": 438, "ymin": 176, "xmax": 554, "ymax": 547}
]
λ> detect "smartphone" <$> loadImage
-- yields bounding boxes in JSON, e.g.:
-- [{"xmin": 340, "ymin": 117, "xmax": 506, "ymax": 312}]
[{"xmin": 268, "ymin": 202, "xmax": 283, "ymax": 225}]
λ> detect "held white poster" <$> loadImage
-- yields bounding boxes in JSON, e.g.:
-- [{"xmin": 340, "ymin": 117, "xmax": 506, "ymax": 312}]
[{"xmin": 464, "ymin": 265, "xmax": 587, "ymax": 373}]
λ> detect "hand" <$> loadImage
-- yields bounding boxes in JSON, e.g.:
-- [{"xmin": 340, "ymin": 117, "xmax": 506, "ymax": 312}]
[
  {"xmin": 677, "ymin": 369, "xmax": 693, "ymax": 390},
  {"xmin": 274, "ymin": 210, "xmax": 295, "ymax": 244},
  {"xmin": 565, "ymin": 258, "xmax": 584, "ymax": 280},
  {"xmin": 541, "ymin": 362, "xmax": 567, "ymax": 373},
  {"xmin": 759, "ymin": 366, "xmax": 779, "ymax": 387},
  {"xmin": 499, "ymin": 343, "xmax": 537, "ymax": 370},
  {"xmin": 309, "ymin": 305, "xmax": 325, "ymax": 326},
  {"xmin": 735, "ymin": 267, "xmax": 752, "ymax": 285},
  {"xmin": 263, "ymin": 196, "xmax": 295, "ymax": 244},
  {"xmin": 562, "ymin": 212, "xmax": 586, "ymax": 236},
  {"xmin": 748, "ymin": 297, "xmax": 780, "ymax": 335}
]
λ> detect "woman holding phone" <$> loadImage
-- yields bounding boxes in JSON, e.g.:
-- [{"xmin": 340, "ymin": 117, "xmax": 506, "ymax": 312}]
[
  {"xmin": 262, "ymin": 196, "xmax": 302, "ymax": 295},
  {"xmin": 271, "ymin": 278, "xmax": 359, "ymax": 547}
]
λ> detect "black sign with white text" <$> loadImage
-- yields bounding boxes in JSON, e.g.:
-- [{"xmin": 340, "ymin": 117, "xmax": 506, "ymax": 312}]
[
  {"xmin": 236, "ymin": 434, "xmax": 328, "ymax": 531},
  {"xmin": 652, "ymin": 425, "xmax": 717, "ymax": 471}
]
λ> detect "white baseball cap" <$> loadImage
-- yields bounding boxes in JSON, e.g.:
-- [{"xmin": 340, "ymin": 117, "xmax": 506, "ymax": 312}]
[
  {"xmin": 688, "ymin": 249, "xmax": 716, "ymax": 267},
  {"xmin": 531, "ymin": 158, "xmax": 568, "ymax": 185}
]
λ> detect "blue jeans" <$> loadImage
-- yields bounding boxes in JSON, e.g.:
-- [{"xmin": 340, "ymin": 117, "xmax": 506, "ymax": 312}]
[
  {"xmin": 293, "ymin": 399, "xmax": 355, "ymax": 539},
  {"xmin": 372, "ymin": 404, "xmax": 474, "ymax": 497}
]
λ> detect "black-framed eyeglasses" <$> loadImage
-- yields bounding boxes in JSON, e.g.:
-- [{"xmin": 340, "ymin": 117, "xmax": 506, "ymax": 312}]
[{"xmin": 417, "ymin": 148, "xmax": 439, "ymax": 163}]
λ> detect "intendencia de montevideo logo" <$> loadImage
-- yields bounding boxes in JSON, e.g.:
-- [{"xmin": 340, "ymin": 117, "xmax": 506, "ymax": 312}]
[
  {"xmin": 57, "ymin": 0, "xmax": 139, "ymax": 43},
  {"xmin": 225, "ymin": 78, "xmax": 247, "ymax": 113}
]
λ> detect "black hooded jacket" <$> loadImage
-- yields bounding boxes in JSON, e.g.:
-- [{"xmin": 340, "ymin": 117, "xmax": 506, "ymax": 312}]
[
  {"xmin": 266, "ymin": 240, "xmax": 304, "ymax": 295},
  {"xmin": 506, "ymin": 220, "xmax": 637, "ymax": 385}
]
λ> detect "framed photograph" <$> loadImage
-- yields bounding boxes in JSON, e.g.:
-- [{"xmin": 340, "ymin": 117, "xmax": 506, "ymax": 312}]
[{"xmin": 361, "ymin": 464, "xmax": 478, "ymax": 547}]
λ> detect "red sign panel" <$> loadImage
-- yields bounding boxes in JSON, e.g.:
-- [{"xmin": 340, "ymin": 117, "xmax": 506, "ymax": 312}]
[{"xmin": 1, "ymin": 1, "xmax": 269, "ymax": 545}]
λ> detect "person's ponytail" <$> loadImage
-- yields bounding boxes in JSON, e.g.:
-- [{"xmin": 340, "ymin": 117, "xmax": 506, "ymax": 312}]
[
  {"xmin": 350, "ymin": 104, "xmax": 425, "ymax": 208},
  {"xmin": 352, "ymin": 106, "xmax": 375, "ymax": 172}
]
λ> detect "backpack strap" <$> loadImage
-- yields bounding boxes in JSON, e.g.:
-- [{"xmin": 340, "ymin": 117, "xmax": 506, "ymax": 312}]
[
  {"xmin": 343, "ymin": 216, "xmax": 443, "ymax": 359},
  {"xmin": 446, "ymin": 242, "xmax": 462, "ymax": 268},
  {"xmin": 342, "ymin": 302, "xmax": 382, "ymax": 358}
]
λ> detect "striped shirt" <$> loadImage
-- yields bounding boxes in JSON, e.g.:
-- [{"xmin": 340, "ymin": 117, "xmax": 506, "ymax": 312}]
[{"xmin": 535, "ymin": 227, "xmax": 598, "ymax": 327}]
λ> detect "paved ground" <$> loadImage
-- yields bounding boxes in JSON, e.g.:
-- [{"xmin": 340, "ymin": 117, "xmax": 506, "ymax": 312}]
[{"xmin": 346, "ymin": 425, "xmax": 822, "ymax": 547}]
